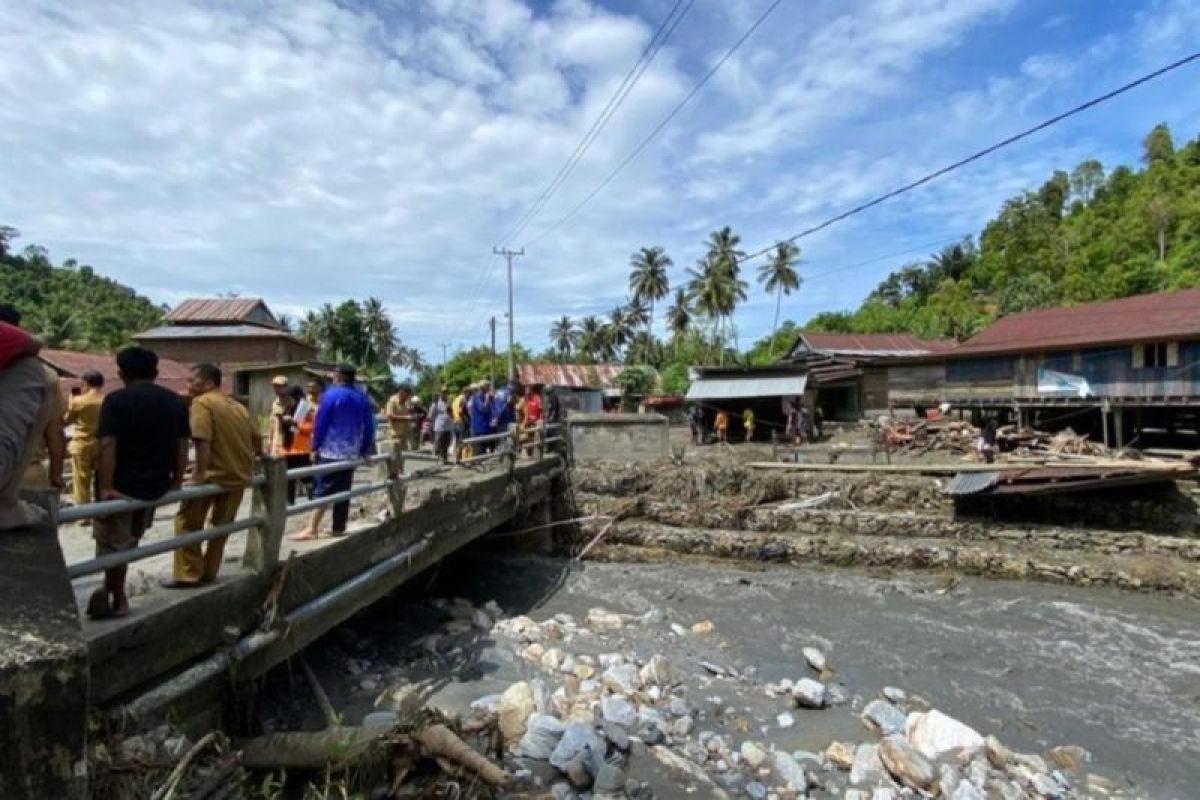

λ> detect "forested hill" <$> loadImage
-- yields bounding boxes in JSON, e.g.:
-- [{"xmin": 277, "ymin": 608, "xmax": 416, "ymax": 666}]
[
  {"xmin": 0, "ymin": 227, "xmax": 165, "ymax": 351},
  {"xmin": 807, "ymin": 123, "xmax": 1200, "ymax": 340}
]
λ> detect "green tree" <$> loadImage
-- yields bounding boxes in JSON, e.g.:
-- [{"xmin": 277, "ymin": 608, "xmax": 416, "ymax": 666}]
[
  {"xmin": 628, "ymin": 246, "xmax": 671, "ymax": 359},
  {"xmin": 1142, "ymin": 122, "xmax": 1175, "ymax": 166},
  {"xmin": 664, "ymin": 288, "xmax": 692, "ymax": 356},
  {"xmin": 577, "ymin": 315, "xmax": 604, "ymax": 362},
  {"xmin": 756, "ymin": 241, "xmax": 801, "ymax": 359},
  {"xmin": 549, "ymin": 315, "xmax": 575, "ymax": 359}
]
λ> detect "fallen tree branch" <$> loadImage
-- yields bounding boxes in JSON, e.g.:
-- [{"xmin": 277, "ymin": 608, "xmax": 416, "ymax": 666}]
[{"xmin": 150, "ymin": 731, "xmax": 219, "ymax": 800}]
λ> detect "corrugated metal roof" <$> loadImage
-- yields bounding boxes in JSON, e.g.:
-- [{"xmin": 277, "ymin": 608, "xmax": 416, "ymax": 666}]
[
  {"xmin": 136, "ymin": 324, "xmax": 306, "ymax": 341},
  {"xmin": 517, "ymin": 363, "xmax": 627, "ymax": 389},
  {"xmin": 686, "ymin": 374, "xmax": 807, "ymax": 400},
  {"xmin": 39, "ymin": 348, "xmax": 201, "ymax": 399},
  {"xmin": 800, "ymin": 332, "xmax": 957, "ymax": 357},
  {"xmin": 165, "ymin": 297, "xmax": 275, "ymax": 325},
  {"xmin": 949, "ymin": 288, "xmax": 1200, "ymax": 358},
  {"xmin": 945, "ymin": 471, "xmax": 1002, "ymax": 495}
]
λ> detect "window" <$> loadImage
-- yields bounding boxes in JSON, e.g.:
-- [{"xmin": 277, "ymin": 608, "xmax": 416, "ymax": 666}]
[
  {"xmin": 1135, "ymin": 342, "xmax": 1178, "ymax": 369},
  {"xmin": 235, "ymin": 372, "xmax": 251, "ymax": 397}
]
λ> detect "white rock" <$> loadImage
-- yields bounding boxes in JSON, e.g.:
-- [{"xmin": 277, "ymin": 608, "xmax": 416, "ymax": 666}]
[
  {"xmin": 771, "ymin": 751, "xmax": 809, "ymax": 792},
  {"xmin": 602, "ymin": 695, "xmax": 638, "ymax": 728},
  {"xmin": 882, "ymin": 686, "xmax": 907, "ymax": 704},
  {"xmin": 550, "ymin": 723, "xmax": 606, "ymax": 771},
  {"xmin": 670, "ymin": 622, "xmax": 688, "ymax": 636},
  {"xmin": 904, "ymin": 710, "xmax": 984, "ymax": 761},
  {"xmin": 640, "ymin": 654, "xmax": 674, "ymax": 686},
  {"xmin": 652, "ymin": 745, "xmax": 715, "ymax": 786},
  {"xmin": 870, "ymin": 788, "xmax": 897, "ymax": 800},
  {"xmin": 802, "ymin": 646, "xmax": 828, "ymax": 672},
  {"xmin": 952, "ymin": 782, "xmax": 985, "ymax": 800},
  {"xmin": 776, "ymin": 712, "xmax": 796, "ymax": 729},
  {"xmin": 472, "ymin": 609, "xmax": 493, "ymax": 630},
  {"xmin": 792, "ymin": 678, "xmax": 826, "ymax": 709},
  {"xmin": 878, "ymin": 735, "xmax": 936, "ymax": 791},
  {"xmin": 740, "ymin": 741, "xmax": 769, "ymax": 769},
  {"xmin": 861, "ymin": 699, "xmax": 907, "ymax": 736},
  {"xmin": 498, "ymin": 681, "xmax": 535, "ymax": 746},
  {"xmin": 541, "ymin": 648, "xmax": 565, "ymax": 671},
  {"xmin": 517, "ymin": 714, "xmax": 566, "ymax": 759},
  {"xmin": 601, "ymin": 663, "xmax": 641, "ymax": 694},
  {"xmin": 670, "ymin": 715, "xmax": 694, "ymax": 737},
  {"xmin": 705, "ymin": 735, "xmax": 727, "ymax": 755},
  {"xmin": 850, "ymin": 744, "xmax": 887, "ymax": 787},
  {"xmin": 587, "ymin": 608, "xmax": 625, "ymax": 629}
]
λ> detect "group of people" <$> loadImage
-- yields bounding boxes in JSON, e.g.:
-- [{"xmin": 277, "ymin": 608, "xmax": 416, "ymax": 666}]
[
  {"xmin": 383, "ymin": 379, "xmax": 561, "ymax": 464},
  {"xmin": 687, "ymin": 402, "xmax": 822, "ymax": 446}
]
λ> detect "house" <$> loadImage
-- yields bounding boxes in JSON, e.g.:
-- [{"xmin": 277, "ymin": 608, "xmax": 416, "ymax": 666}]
[
  {"xmin": 896, "ymin": 288, "xmax": 1200, "ymax": 445},
  {"xmin": 134, "ymin": 298, "xmax": 317, "ymax": 368},
  {"xmin": 39, "ymin": 348, "xmax": 200, "ymax": 402},
  {"xmin": 230, "ymin": 361, "xmax": 335, "ymax": 423},
  {"xmin": 517, "ymin": 363, "xmax": 630, "ymax": 414}
]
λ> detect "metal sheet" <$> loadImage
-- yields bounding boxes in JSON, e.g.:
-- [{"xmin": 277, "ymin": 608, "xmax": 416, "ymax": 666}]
[
  {"xmin": 945, "ymin": 471, "xmax": 1002, "ymax": 495},
  {"xmin": 685, "ymin": 374, "xmax": 807, "ymax": 400}
]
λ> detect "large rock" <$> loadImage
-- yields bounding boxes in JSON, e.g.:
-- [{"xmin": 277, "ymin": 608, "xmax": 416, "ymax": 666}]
[
  {"xmin": 652, "ymin": 745, "xmax": 715, "ymax": 787},
  {"xmin": 602, "ymin": 695, "xmax": 637, "ymax": 728},
  {"xmin": 850, "ymin": 744, "xmax": 887, "ymax": 787},
  {"xmin": 878, "ymin": 735, "xmax": 936, "ymax": 791},
  {"xmin": 601, "ymin": 664, "xmax": 641, "ymax": 694},
  {"xmin": 792, "ymin": 678, "xmax": 826, "ymax": 708},
  {"xmin": 740, "ymin": 741, "xmax": 768, "ymax": 769},
  {"xmin": 826, "ymin": 741, "xmax": 856, "ymax": 770},
  {"xmin": 802, "ymin": 646, "xmax": 828, "ymax": 672},
  {"xmin": 904, "ymin": 710, "xmax": 984, "ymax": 760},
  {"xmin": 771, "ymin": 751, "xmax": 809, "ymax": 792},
  {"xmin": 640, "ymin": 654, "xmax": 673, "ymax": 686},
  {"xmin": 550, "ymin": 723, "xmax": 606, "ymax": 772},
  {"xmin": 593, "ymin": 763, "xmax": 627, "ymax": 795},
  {"xmin": 517, "ymin": 714, "xmax": 566, "ymax": 760},
  {"xmin": 1047, "ymin": 744, "xmax": 1090, "ymax": 771},
  {"xmin": 498, "ymin": 682, "xmax": 536, "ymax": 746},
  {"xmin": 861, "ymin": 699, "xmax": 906, "ymax": 736}
]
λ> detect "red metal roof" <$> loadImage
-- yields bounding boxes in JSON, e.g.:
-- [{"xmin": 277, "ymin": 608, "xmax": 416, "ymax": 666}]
[
  {"xmin": 800, "ymin": 332, "xmax": 957, "ymax": 357},
  {"xmin": 949, "ymin": 288, "xmax": 1200, "ymax": 358},
  {"xmin": 517, "ymin": 363, "xmax": 627, "ymax": 389},
  {"xmin": 40, "ymin": 348, "xmax": 213, "ymax": 400},
  {"xmin": 164, "ymin": 297, "xmax": 276, "ymax": 326}
]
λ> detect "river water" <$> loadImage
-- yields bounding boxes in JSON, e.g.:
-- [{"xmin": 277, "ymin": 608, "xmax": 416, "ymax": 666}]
[{"xmin": 271, "ymin": 551, "xmax": 1200, "ymax": 798}]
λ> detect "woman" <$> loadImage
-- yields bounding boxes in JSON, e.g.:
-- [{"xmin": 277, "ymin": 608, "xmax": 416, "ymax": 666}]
[{"xmin": 284, "ymin": 378, "xmax": 323, "ymax": 504}]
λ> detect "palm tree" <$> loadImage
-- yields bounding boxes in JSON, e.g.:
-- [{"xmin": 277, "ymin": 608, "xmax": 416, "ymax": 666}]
[
  {"xmin": 628, "ymin": 246, "xmax": 672, "ymax": 360},
  {"xmin": 665, "ymin": 288, "xmax": 692, "ymax": 357},
  {"xmin": 624, "ymin": 297, "xmax": 651, "ymax": 331},
  {"xmin": 606, "ymin": 305, "xmax": 632, "ymax": 357},
  {"xmin": 757, "ymin": 242, "xmax": 802, "ymax": 359},
  {"xmin": 578, "ymin": 316, "xmax": 604, "ymax": 362},
  {"xmin": 361, "ymin": 297, "xmax": 390, "ymax": 365},
  {"xmin": 549, "ymin": 316, "xmax": 575, "ymax": 359},
  {"xmin": 687, "ymin": 255, "xmax": 747, "ymax": 364},
  {"xmin": 706, "ymin": 226, "xmax": 746, "ymax": 279}
]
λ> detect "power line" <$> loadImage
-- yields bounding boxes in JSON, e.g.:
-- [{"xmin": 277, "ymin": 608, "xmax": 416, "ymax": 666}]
[
  {"xmin": 522, "ymin": 0, "xmax": 786, "ymax": 249},
  {"xmin": 498, "ymin": 0, "xmax": 695, "ymax": 248},
  {"xmin": 737, "ymin": 50, "xmax": 1200, "ymax": 265}
]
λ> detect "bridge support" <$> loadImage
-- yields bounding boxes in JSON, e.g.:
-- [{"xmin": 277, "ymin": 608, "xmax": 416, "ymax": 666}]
[{"xmin": 0, "ymin": 493, "xmax": 89, "ymax": 799}]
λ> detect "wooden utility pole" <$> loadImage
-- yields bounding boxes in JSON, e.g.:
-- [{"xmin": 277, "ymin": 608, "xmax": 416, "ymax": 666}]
[
  {"xmin": 492, "ymin": 247, "xmax": 524, "ymax": 381},
  {"xmin": 489, "ymin": 316, "xmax": 496, "ymax": 386}
]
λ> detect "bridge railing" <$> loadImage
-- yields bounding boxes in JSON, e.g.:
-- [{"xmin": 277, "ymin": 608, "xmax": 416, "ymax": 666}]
[{"xmin": 62, "ymin": 452, "xmax": 407, "ymax": 580}]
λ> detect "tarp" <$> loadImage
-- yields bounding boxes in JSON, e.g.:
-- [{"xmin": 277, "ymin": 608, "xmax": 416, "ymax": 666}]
[
  {"xmin": 685, "ymin": 374, "xmax": 807, "ymax": 401},
  {"xmin": 1036, "ymin": 368, "xmax": 1091, "ymax": 398}
]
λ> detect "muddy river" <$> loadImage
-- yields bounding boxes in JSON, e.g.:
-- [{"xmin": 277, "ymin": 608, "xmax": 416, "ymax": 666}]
[{"xmin": 264, "ymin": 551, "xmax": 1200, "ymax": 798}]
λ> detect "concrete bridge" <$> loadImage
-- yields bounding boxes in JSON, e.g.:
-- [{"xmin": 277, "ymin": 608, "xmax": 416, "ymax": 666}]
[{"xmin": 0, "ymin": 430, "xmax": 571, "ymax": 799}]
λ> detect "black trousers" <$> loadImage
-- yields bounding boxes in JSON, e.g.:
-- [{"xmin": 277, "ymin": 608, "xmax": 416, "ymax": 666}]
[
  {"xmin": 314, "ymin": 461, "xmax": 354, "ymax": 533},
  {"xmin": 285, "ymin": 454, "xmax": 311, "ymax": 505}
]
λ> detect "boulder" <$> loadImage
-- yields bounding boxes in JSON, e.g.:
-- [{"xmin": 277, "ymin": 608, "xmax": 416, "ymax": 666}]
[
  {"xmin": 601, "ymin": 664, "xmax": 641, "ymax": 694},
  {"xmin": 878, "ymin": 735, "xmax": 936, "ymax": 791},
  {"xmin": 849, "ymin": 744, "xmax": 887, "ymax": 787},
  {"xmin": 640, "ymin": 654, "xmax": 674, "ymax": 686},
  {"xmin": 565, "ymin": 753, "xmax": 592, "ymax": 788},
  {"xmin": 1047, "ymin": 744, "xmax": 1089, "ymax": 771},
  {"xmin": 602, "ymin": 721, "xmax": 629, "ymax": 751},
  {"xmin": 904, "ymin": 709, "xmax": 984, "ymax": 760},
  {"xmin": 498, "ymin": 682, "xmax": 535, "ymax": 746},
  {"xmin": 861, "ymin": 699, "xmax": 906, "ymax": 736},
  {"xmin": 602, "ymin": 695, "xmax": 637, "ymax": 728},
  {"xmin": 801, "ymin": 646, "xmax": 828, "ymax": 672},
  {"xmin": 593, "ymin": 763, "xmax": 627, "ymax": 795},
  {"xmin": 652, "ymin": 745, "xmax": 715, "ymax": 786},
  {"xmin": 740, "ymin": 741, "xmax": 768, "ymax": 769},
  {"xmin": 517, "ymin": 714, "xmax": 566, "ymax": 760},
  {"xmin": 771, "ymin": 751, "xmax": 809, "ymax": 792},
  {"xmin": 952, "ymin": 782, "xmax": 985, "ymax": 800},
  {"xmin": 550, "ymin": 723, "xmax": 606, "ymax": 772},
  {"xmin": 984, "ymin": 735, "xmax": 1011, "ymax": 769},
  {"xmin": 791, "ymin": 678, "xmax": 826, "ymax": 709},
  {"xmin": 826, "ymin": 741, "xmax": 855, "ymax": 770}
]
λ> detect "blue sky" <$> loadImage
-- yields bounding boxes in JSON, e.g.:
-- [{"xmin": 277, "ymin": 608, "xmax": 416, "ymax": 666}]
[{"xmin": 1, "ymin": 0, "xmax": 1198, "ymax": 361}]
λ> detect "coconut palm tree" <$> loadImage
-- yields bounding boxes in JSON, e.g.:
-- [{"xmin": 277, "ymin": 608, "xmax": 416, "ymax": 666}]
[
  {"xmin": 549, "ymin": 316, "xmax": 576, "ymax": 359},
  {"xmin": 624, "ymin": 297, "xmax": 651, "ymax": 332},
  {"xmin": 628, "ymin": 246, "xmax": 672, "ymax": 359},
  {"xmin": 606, "ymin": 305, "xmax": 632, "ymax": 357},
  {"xmin": 687, "ymin": 255, "xmax": 747, "ymax": 364},
  {"xmin": 578, "ymin": 315, "xmax": 604, "ymax": 362},
  {"xmin": 665, "ymin": 288, "xmax": 692, "ymax": 357},
  {"xmin": 361, "ymin": 297, "xmax": 390, "ymax": 365},
  {"xmin": 757, "ymin": 242, "xmax": 802, "ymax": 359},
  {"xmin": 706, "ymin": 226, "xmax": 746, "ymax": 279}
]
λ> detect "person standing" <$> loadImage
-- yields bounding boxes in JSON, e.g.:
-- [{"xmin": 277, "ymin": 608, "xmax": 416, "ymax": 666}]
[
  {"xmin": 0, "ymin": 304, "xmax": 65, "ymax": 493},
  {"xmin": 64, "ymin": 370, "xmax": 104, "ymax": 509},
  {"xmin": 0, "ymin": 320, "xmax": 55, "ymax": 531},
  {"xmin": 166, "ymin": 363, "xmax": 257, "ymax": 588},
  {"xmin": 714, "ymin": 409, "xmax": 729, "ymax": 443},
  {"xmin": 429, "ymin": 387, "xmax": 452, "ymax": 464},
  {"xmin": 545, "ymin": 386, "xmax": 561, "ymax": 425},
  {"xmin": 742, "ymin": 407, "xmax": 756, "ymax": 443},
  {"xmin": 291, "ymin": 364, "xmax": 375, "ymax": 541},
  {"xmin": 451, "ymin": 384, "xmax": 471, "ymax": 462},
  {"xmin": 688, "ymin": 405, "xmax": 703, "ymax": 445},
  {"xmin": 284, "ymin": 379, "xmax": 323, "ymax": 504},
  {"xmin": 385, "ymin": 385, "xmax": 417, "ymax": 452},
  {"xmin": 470, "ymin": 381, "xmax": 493, "ymax": 451},
  {"xmin": 266, "ymin": 375, "xmax": 291, "ymax": 456},
  {"xmin": 92, "ymin": 347, "xmax": 190, "ymax": 616}
]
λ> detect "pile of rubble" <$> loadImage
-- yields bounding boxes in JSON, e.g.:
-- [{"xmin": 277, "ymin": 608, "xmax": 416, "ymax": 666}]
[{"xmin": 375, "ymin": 597, "xmax": 1125, "ymax": 799}]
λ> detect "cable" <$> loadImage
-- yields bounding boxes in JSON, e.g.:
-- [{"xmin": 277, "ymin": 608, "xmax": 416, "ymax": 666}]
[
  {"xmin": 737, "ymin": 50, "xmax": 1200, "ymax": 265},
  {"xmin": 522, "ymin": 0, "xmax": 786, "ymax": 249},
  {"xmin": 498, "ymin": 0, "xmax": 695, "ymax": 248}
]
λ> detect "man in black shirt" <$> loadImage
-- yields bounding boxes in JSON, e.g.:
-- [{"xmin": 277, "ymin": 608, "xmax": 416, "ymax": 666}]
[{"xmin": 91, "ymin": 347, "xmax": 190, "ymax": 618}]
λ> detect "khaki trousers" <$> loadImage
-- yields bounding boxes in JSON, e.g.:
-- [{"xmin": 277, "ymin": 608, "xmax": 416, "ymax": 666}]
[
  {"xmin": 173, "ymin": 487, "xmax": 245, "ymax": 583},
  {"xmin": 69, "ymin": 441, "xmax": 98, "ymax": 506}
]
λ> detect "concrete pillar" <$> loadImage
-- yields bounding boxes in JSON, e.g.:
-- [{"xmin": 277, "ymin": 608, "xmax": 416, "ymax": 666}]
[
  {"xmin": 243, "ymin": 456, "xmax": 288, "ymax": 573},
  {"xmin": 0, "ymin": 496, "xmax": 89, "ymax": 799},
  {"xmin": 1114, "ymin": 408, "xmax": 1125, "ymax": 448}
]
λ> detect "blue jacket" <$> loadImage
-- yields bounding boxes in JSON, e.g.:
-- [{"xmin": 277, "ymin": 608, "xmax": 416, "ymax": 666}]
[
  {"xmin": 469, "ymin": 393, "xmax": 492, "ymax": 435},
  {"xmin": 313, "ymin": 385, "xmax": 376, "ymax": 460}
]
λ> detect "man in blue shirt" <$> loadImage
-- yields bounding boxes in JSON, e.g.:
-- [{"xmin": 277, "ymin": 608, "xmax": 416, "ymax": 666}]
[{"xmin": 291, "ymin": 364, "xmax": 375, "ymax": 540}]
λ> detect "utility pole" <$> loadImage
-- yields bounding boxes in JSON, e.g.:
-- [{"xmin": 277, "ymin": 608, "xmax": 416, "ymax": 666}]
[
  {"xmin": 493, "ymin": 246, "xmax": 524, "ymax": 382},
  {"xmin": 438, "ymin": 342, "xmax": 448, "ymax": 385},
  {"xmin": 489, "ymin": 316, "xmax": 496, "ymax": 386}
]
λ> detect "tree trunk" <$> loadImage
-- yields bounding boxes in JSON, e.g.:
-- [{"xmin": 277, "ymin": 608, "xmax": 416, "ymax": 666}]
[
  {"xmin": 646, "ymin": 301, "xmax": 654, "ymax": 365},
  {"xmin": 1158, "ymin": 228, "xmax": 1166, "ymax": 261},
  {"xmin": 768, "ymin": 288, "xmax": 782, "ymax": 360}
]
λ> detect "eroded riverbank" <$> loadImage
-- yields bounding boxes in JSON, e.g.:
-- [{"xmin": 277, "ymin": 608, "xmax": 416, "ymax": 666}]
[{"xmin": 264, "ymin": 551, "xmax": 1200, "ymax": 799}]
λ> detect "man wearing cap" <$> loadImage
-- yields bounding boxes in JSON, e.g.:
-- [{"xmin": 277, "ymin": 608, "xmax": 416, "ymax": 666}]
[
  {"xmin": 291, "ymin": 363, "xmax": 375, "ymax": 540},
  {"xmin": 266, "ymin": 375, "xmax": 291, "ymax": 456},
  {"xmin": 384, "ymin": 384, "xmax": 417, "ymax": 452},
  {"xmin": 63, "ymin": 369, "xmax": 104, "ymax": 509}
]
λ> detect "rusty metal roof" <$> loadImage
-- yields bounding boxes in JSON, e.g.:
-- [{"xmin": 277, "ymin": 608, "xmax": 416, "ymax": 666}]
[
  {"xmin": 164, "ymin": 297, "xmax": 276, "ymax": 326},
  {"xmin": 40, "ymin": 348, "xmax": 201, "ymax": 399},
  {"xmin": 517, "ymin": 363, "xmax": 627, "ymax": 389},
  {"xmin": 949, "ymin": 288, "xmax": 1200, "ymax": 358},
  {"xmin": 135, "ymin": 324, "xmax": 307, "ymax": 341},
  {"xmin": 799, "ymin": 332, "xmax": 957, "ymax": 357}
]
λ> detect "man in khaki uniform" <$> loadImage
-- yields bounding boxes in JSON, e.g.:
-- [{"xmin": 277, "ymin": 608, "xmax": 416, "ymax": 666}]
[
  {"xmin": 64, "ymin": 370, "xmax": 104, "ymax": 508},
  {"xmin": 384, "ymin": 384, "xmax": 417, "ymax": 451},
  {"xmin": 266, "ymin": 374, "xmax": 290, "ymax": 456},
  {"xmin": 167, "ymin": 363, "xmax": 259, "ymax": 587}
]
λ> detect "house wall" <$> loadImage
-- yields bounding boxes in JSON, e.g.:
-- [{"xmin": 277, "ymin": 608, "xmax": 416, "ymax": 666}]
[
  {"xmin": 861, "ymin": 366, "xmax": 889, "ymax": 413},
  {"xmin": 136, "ymin": 337, "xmax": 317, "ymax": 367},
  {"xmin": 239, "ymin": 366, "xmax": 313, "ymax": 431},
  {"xmin": 888, "ymin": 364, "xmax": 946, "ymax": 407}
]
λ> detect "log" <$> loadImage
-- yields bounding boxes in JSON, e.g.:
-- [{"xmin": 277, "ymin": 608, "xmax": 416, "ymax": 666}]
[{"xmin": 239, "ymin": 727, "xmax": 390, "ymax": 770}]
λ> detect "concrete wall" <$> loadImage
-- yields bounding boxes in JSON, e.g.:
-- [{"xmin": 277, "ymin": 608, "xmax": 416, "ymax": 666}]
[
  {"xmin": 568, "ymin": 413, "xmax": 669, "ymax": 462},
  {"xmin": 134, "ymin": 336, "xmax": 317, "ymax": 367},
  {"xmin": 0, "ymin": 501, "xmax": 89, "ymax": 799}
]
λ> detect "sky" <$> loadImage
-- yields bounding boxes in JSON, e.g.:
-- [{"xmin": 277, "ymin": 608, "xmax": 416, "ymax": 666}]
[{"xmin": 1, "ymin": 0, "xmax": 1199, "ymax": 362}]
